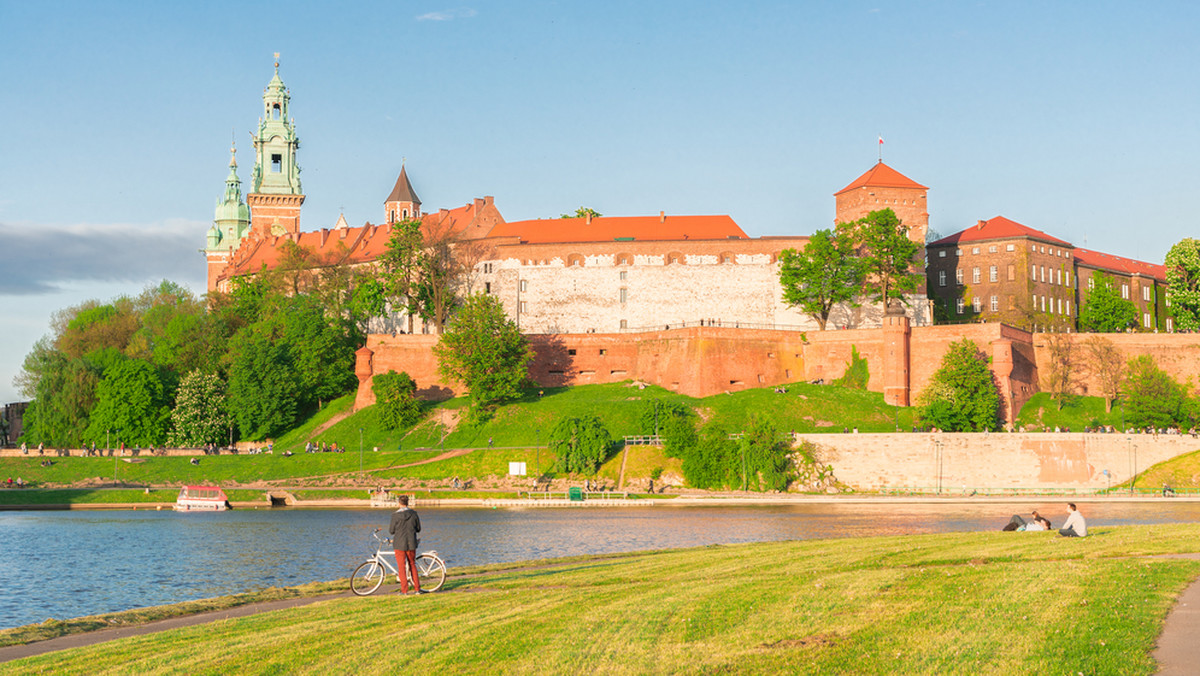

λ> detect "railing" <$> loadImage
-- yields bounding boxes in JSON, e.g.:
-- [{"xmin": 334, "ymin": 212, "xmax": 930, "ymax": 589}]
[
  {"xmin": 520, "ymin": 491, "xmax": 630, "ymax": 500},
  {"xmin": 623, "ymin": 435, "xmax": 663, "ymax": 445},
  {"xmin": 879, "ymin": 486, "xmax": 1200, "ymax": 497}
]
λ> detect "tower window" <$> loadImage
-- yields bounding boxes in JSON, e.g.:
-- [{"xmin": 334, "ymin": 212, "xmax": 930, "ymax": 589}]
[
  {"xmin": 271, "ymin": 154, "xmax": 282, "ymax": 173},
  {"xmin": 272, "ymin": 103, "xmax": 281, "ymax": 120}
]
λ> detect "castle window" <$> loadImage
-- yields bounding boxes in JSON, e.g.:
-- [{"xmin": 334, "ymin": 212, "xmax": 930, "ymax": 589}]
[
  {"xmin": 1067, "ymin": 300, "xmax": 1072, "ymax": 315},
  {"xmin": 989, "ymin": 266, "xmax": 998, "ymax": 282},
  {"xmin": 619, "ymin": 271, "xmax": 627, "ymax": 281},
  {"xmin": 956, "ymin": 269, "xmax": 963, "ymax": 285},
  {"xmin": 956, "ymin": 249, "xmax": 962, "ymax": 256},
  {"xmin": 389, "ymin": 210, "xmax": 396, "ymax": 222},
  {"xmin": 719, "ymin": 252, "xmax": 735, "ymax": 264},
  {"xmin": 1121, "ymin": 284, "xmax": 1129, "ymax": 299},
  {"xmin": 271, "ymin": 154, "xmax": 282, "ymax": 172},
  {"xmin": 1144, "ymin": 313, "xmax": 1151, "ymax": 328},
  {"xmin": 402, "ymin": 209, "xmax": 408, "ymax": 219},
  {"xmin": 485, "ymin": 282, "xmax": 491, "ymax": 294},
  {"xmin": 1066, "ymin": 271, "xmax": 1071, "ymax": 287},
  {"xmin": 990, "ymin": 296, "xmax": 998, "ymax": 312},
  {"xmin": 620, "ymin": 320, "xmax": 628, "ymax": 329},
  {"xmin": 972, "ymin": 297, "xmax": 981, "ymax": 313},
  {"xmin": 520, "ymin": 279, "xmax": 528, "ymax": 292},
  {"xmin": 972, "ymin": 267, "xmax": 981, "ymax": 284},
  {"xmin": 938, "ymin": 250, "xmax": 946, "ymax": 258},
  {"xmin": 938, "ymin": 271, "xmax": 946, "ymax": 287},
  {"xmin": 619, "ymin": 288, "xmax": 628, "ymax": 304},
  {"xmin": 600, "ymin": 349, "xmax": 608, "ymax": 356},
  {"xmin": 1058, "ymin": 298, "xmax": 1063, "ymax": 314},
  {"xmin": 1088, "ymin": 277, "xmax": 1094, "ymax": 290},
  {"xmin": 1167, "ymin": 317, "xmax": 1173, "ymax": 332},
  {"xmin": 956, "ymin": 298, "xmax": 964, "ymax": 314},
  {"xmin": 1143, "ymin": 286, "xmax": 1151, "ymax": 302},
  {"xmin": 568, "ymin": 349, "xmax": 577, "ymax": 356},
  {"xmin": 1006, "ymin": 244, "xmax": 1015, "ymax": 252},
  {"xmin": 972, "ymin": 247, "xmax": 980, "ymax": 255},
  {"xmin": 519, "ymin": 301, "xmax": 527, "ymax": 313},
  {"xmin": 989, "ymin": 246, "xmax": 997, "ymax": 254}
]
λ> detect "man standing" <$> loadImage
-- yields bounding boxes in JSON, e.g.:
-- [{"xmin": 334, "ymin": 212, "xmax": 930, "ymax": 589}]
[
  {"xmin": 1059, "ymin": 503, "xmax": 1088, "ymax": 537},
  {"xmin": 389, "ymin": 495, "xmax": 422, "ymax": 594}
]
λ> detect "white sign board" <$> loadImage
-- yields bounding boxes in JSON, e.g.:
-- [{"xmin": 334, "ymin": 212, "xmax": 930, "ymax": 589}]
[{"xmin": 508, "ymin": 461, "xmax": 527, "ymax": 476}]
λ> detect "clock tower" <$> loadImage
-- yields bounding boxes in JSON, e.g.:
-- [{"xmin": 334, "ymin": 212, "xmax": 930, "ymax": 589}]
[{"xmin": 247, "ymin": 54, "xmax": 304, "ymax": 239}]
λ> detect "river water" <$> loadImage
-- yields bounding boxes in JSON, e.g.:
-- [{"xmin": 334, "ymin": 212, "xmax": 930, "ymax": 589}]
[{"xmin": 2, "ymin": 501, "xmax": 1198, "ymax": 631}]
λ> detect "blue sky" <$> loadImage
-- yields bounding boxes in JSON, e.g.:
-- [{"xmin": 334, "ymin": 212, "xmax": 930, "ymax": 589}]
[{"xmin": 1, "ymin": 1, "xmax": 1197, "ymax": 403}]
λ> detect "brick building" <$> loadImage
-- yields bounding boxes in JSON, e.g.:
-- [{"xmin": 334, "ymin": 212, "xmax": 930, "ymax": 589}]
[{"xmin": 926, "ymin": 217, "xmax": 1167, "ymax": 332}]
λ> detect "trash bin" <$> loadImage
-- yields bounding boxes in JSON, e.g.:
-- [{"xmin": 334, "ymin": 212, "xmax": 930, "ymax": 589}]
[{"xmin": 568, "ymin": 486, "xmax": 584, "ymax": 502}]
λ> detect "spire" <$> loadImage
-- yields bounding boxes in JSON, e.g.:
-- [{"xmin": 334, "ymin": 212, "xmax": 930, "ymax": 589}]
[
  {"xmin": 386, "ymin": 164, "xmax": 421, "ymax": 206},
  {"xmin": 214, "ymin": 141, "xmax": 250, "ymax": 234},
  {"xmin": 222, "ymin": 142, "xmax": 243, "ymax": 204}
]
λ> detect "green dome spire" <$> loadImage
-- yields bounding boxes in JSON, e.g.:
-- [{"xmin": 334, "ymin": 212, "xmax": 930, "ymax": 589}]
[{"xmin": 214, "ymin": 143, "xmax": 250, "ymax": 223}]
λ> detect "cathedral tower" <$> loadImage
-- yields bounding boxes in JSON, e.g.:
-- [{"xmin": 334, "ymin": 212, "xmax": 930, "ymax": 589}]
[
  {"xmin": 204, "ymin": 143, "xmax": 251, "ymax": 291},
  {"xmin": 834, "ymin": 161, "xmax": 928, "ymax": 245},
  {"xmin": 385, "ymin": 164, "xmax": 421, "ymax": 223},
  {"xmin": 247, "ymin": 54, "xmax": 304, "ymax": 238}
]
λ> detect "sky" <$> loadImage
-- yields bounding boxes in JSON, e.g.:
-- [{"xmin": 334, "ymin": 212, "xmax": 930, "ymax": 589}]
[{"xmin": 1, "ymin": 1, "xmax": 1198, "ymax": 404}]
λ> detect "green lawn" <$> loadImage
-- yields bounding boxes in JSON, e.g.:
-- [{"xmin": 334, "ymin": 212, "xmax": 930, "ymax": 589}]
[
  {"xmin": 5, "ymin": 524, "xmax": 1199, "ymax": 674},
  {"xmin": 1014, "ymin": 392, "xmax": 1128, "ymax": 431}
]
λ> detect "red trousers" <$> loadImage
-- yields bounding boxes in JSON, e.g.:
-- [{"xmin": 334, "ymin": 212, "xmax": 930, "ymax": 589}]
[{"xmin": 394, "ymin": 550, "xmax": 420, "ymax": 593}]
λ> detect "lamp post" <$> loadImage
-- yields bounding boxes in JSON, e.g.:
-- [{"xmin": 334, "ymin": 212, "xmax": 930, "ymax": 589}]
[
  {"xmin": 535, "ymin": 426, "xmax": 540, "ymax": 477},
  {"xmin": 359, "ymin": 427, "xmax": 364, "ymax": 472},
  {"xmin": 1127, "ymin": 437, "xmax": 1133, "ymax": 496}
]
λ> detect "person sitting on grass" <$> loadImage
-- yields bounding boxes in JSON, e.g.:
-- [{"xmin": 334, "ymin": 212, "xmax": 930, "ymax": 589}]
[{"xmin": 1059, "ymin": 503, "xmax": 1088, "ymax": 537}]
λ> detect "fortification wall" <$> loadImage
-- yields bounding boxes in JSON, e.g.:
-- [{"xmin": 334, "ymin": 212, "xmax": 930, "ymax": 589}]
[
  {"xmin": 799, "ymin": 432, "xmax": 1198, "ymax": 491},
  {"xmin": 1030, "ymin": 332, "xmax": 1200, "ymax": 396}
]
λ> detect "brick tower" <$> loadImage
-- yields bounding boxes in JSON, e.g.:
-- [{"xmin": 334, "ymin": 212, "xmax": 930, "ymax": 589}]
[
  {"xmin": 384, "ymin": 164, "xmax": 421, "ymax": 223},
  {"xmin": 247, "ymin": 54, "xmax": 304, "ymax": 239},
  {"xmin": 834, "ymin": 161, "xmax": 928, "ymax": 246}
]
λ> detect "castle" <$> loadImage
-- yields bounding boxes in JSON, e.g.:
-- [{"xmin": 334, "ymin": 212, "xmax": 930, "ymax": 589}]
[
  {"xmin": 203, "ymin": 60, "xmax": 933, "ymax": 334},
  {"xmin": 203, "ymin": 61, "xmax": 1183, "ymax": 424}
]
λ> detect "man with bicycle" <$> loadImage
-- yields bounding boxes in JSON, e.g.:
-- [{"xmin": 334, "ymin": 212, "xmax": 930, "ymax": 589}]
[{"xmin": 389, "ymin": 495, "xmax": 422, "ymax": 594}]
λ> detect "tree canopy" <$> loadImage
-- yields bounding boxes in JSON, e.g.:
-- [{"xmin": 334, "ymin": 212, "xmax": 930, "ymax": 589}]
[
  {"xmin": 1078, "ymin": 272, "xmax": 1139, "ymax": 332},
  {"xmin": 433, "ymin": 294, "xmax": 532, "ymax": 418},
  {"xmin": 549, "ymin": 415, "xmax": 613, "ymax": 474},
  {"xmin": 1124, "ymin": 355, "xmax": 1194, "ymax": 429},
  {"xmin": 916, "ymin": 339, "xmax": 1001, "ymax": 432},
  {"xmin": 836, "ymin": 208, "xmax": 921, "ymax": 305},
  {"xmin": 1165, "ymin": 238, "xmax": 1200, "ymax": 332},
  {"xmin": 778, "ymin": 229, "xmax": 863, "ymax": 330}
]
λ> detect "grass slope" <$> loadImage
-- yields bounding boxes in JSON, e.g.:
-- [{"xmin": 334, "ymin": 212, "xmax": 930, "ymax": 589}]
[
  {"xmin": 1, "ymin": 382, "xmax": 910, "ymax": 491},
  {"xmin": 5, "ymin": 524, "xmax": 1199, "ymax": 675},
  {"xmin": 1014, "ymin": 392, "xmax": 1128, "ymax": 432}
]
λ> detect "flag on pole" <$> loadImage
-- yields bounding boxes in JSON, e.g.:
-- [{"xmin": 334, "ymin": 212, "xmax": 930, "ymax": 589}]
[{"xmin": 878, "ymin": 135, "xmax": 884, "ymax": 145}]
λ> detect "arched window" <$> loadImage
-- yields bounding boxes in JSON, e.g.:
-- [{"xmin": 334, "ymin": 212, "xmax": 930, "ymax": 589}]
[
  {"xmin": 272, "ymin": 103, "xmax": 281, "ymax": 120},
  {"xmin": 566, "ymin": 254, "xmax": 585, "ymax": 267},
  {"xmin": 666, "ymin": 251, "xmax": 684, "ymax": 265},
  {"xmin": 719, "ymin": 251, "xmax": 735, "ymax": 264}
]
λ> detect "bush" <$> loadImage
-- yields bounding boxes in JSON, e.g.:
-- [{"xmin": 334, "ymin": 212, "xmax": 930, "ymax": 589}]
[
  {"xmin": 916, "ymin": 339, "xmax": 1001, "ymax": 432},
  {"xmin": 373, "ymin": 370, "xmax": 423, "ymax": 430},
  {"xmin": 834, "ymin": 346, "xmax": 869, "ymax": 389},
  {"xmin": 550, "ymin": 415, "xmax": 614, "ymax": 475}
]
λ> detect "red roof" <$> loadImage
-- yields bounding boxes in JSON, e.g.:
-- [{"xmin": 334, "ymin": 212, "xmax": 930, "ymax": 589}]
[
  {"xmin": 487, "ymin": 214, "xmax": 748, "ymax": 244},
  {"xmin": 835, "ymin": 161, "xmax": 927, "ymax": 195},
  {"xmin": 1074, "ymin": 248, "xmax": 1166, "ymax": 282},
  {"xmin": 928, "ymin": 216, "xmax": 1073, "ymax": 248}
]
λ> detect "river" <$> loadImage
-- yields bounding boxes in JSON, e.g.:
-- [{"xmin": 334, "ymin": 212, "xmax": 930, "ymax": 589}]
[{"xmin": 2, "ymin": 501, "xmax": 1199, "ymax": 631}]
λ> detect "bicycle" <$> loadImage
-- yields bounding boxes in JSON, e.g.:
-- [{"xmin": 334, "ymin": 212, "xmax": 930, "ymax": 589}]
[{"xmin": 350, "ymin": 528, "xmax": 447, "ymax": 596}]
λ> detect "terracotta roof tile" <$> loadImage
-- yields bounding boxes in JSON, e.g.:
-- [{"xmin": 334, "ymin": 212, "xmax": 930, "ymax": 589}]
[
  {"xmin": 835, "ymin": 161, "xmax": 927, "ymax": 195},
  {"xmin": 486, "ymin": 214, "xmax": 748, "ymax": 244},
  {"xmin": 928, "ymin": 216, "xmax": 1073, "ymax": 248},
  {"xmin": 1074, "ymin": 247, "xmax": 1166, "ymax": 281}
]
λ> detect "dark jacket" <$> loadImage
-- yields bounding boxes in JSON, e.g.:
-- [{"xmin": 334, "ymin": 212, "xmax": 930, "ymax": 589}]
[{"xmin": 389, "ymin": 507, "xmax": 421, "ymax": 551}]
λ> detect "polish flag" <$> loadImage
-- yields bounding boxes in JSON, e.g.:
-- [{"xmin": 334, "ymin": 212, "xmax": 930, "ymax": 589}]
[{"xmin": 878, "ymin": 135, "xmax": 884, "ymax": 145}]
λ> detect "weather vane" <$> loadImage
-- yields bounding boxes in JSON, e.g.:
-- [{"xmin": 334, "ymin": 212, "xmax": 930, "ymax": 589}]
[{"xmin": 274, "ymin": 52, "xmax": 280, "ymax": 70}]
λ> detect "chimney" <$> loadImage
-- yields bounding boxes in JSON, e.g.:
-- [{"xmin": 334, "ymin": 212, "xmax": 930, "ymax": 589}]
[
  {"xmin": 977, "ymin": 220, "xmax": 986, "ymax": 230},
  {"xmin": 660, "ymin": 211, "xmax": 665, "ymax": 223},
  {"xmin": 586, "ymin": 213, "xmax": 593, "ymax": 225},
  {"xmin": 474, "ymin": 197, "xmax": 484, "ymax": 210}
]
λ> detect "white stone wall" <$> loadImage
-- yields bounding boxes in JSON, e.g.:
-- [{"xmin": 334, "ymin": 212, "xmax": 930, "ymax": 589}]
[{"xmin": 470, "ymin": 253, "xmax": 931, "ymax": 334}]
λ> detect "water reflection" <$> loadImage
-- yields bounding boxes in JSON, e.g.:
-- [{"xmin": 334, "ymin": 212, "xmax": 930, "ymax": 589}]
[{"xmin": 1, "ymin": 502, "xmax": 1197, "ymax": 630}]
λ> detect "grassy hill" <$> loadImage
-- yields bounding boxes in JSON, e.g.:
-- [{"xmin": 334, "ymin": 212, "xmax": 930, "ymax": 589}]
[
  {"xmin": 1014, "ymin": 392, "xmax": 1128, "ymax": 431},
  {"xmin": 5, "ymin": 524, "xmax": 1198, "ymax": 674}
]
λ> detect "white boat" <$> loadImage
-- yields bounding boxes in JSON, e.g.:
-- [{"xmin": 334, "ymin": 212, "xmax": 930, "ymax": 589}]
[
  {"xmin": 370, "ymin": 490, "xmax": 399, "ymax": 508},
  {"xmin": 174, "ymin": 485, "xmax": 231, "ymax": 511}
]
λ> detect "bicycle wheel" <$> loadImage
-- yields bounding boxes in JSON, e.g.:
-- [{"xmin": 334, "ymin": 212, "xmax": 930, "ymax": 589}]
[
  {"xmin": 351, "ymin": 560, "xmax": 386, "ymax": 596},
  {"xmin": 414, "ymin": 554, "xmax": 446, "ymax": 592}
]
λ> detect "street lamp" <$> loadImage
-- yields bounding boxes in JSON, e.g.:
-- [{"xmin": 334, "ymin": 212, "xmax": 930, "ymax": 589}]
[{"xmin": 359, "ymin": 427, "xmax": 364, "ymax": 472}]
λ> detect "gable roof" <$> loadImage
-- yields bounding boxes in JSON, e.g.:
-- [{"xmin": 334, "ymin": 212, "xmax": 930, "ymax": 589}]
[
  {"xmin": 1074, "ymin": 248, "xmax": 1166, "ymax": 281},
  {"xmin": 486, "ymin": 214, "xmax": 748, "ymax": 244},
  {"xmin": 835, "ymin": 161, "xmax": 927, "ymax": 195},
  {"xmin": 928, "ymin": 216, "xmax": 1073, "ymax": 248},
  {"xmin": 385, "ymin": 166, "xmax": 421, "ymax": 205}
]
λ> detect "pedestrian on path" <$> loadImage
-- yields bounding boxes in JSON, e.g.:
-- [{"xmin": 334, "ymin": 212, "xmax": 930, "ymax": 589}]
[{"xmin": 389, "ymin": 495, "xmax": 422, "ymax": 594}]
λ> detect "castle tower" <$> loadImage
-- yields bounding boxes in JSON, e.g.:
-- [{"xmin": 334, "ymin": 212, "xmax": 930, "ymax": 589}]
[
  {"xmin": 204, "ymin": 143, "xmax": 252, "ymax": 291},
  {"xmin": 247, "ymin": 54, "xmax": 304, "ymax": 239},
  {"xmin": 834, "ymin": 161, "xmax": 928, "ymax": 246},
  {"xmin": 880, "ymin": 300, "xmax": 911, "ymax": 406},
  {"xmin": 384, "ymin": 164, "xmax": 421, "ymax": 223}
]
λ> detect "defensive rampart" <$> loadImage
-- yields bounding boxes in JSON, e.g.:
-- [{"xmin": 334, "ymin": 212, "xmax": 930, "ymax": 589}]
[{"xmin": 799, "ymin": 432, "xmax": 1199, "ymax": 491}]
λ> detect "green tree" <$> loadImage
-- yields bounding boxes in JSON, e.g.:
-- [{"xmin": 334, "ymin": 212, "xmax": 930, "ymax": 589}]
[
  {"xmin": 1041, "ymin": 334, "xmax": 1078, "ymax": 410},
  {"xmin": 682, "ymin": 422, "xmax": 739, "ymax": 489},
  {"xmin": 549, "ymin": 415, "xmax": 613, "ymax": 474},
  {"xmin": 837, "ymin": 208, "xmax": 920, "ymax": 305},
  {"xmin": 1124, "ymin": 355, "xmax": 1191, "ymax": 429},
  {"xmin": 560, "ymin": 207, "xmax": 602, "ymax": 219},
  {"xmin": 84, "ymin": 359, "xmax": 171, "ymax": 447},
  {"xmin": 169, "ymin": 370, "xmax": 229, "ymax": 447},
  {"xmin": 18, "ymin": 340, "xmax": 99, "ymax": 447},
  {"xmin": 660, "ymin": 408, "xmax": 698, "ymax": 459},
  {"xmin": 833, "ymin": 346, "xmax": 869, "ymax": 389},
  {"xmin": 739, "ymin": 416, "xmax": 793, "ymax": 492},
  {"xmin": 916, "ymin": 339, "xmax": 1001, "ymax": 432},
  {"xmin": 778, "ymin": 229, "xmax": 863, "ymax": 330},
  {"xmin": 380, "ymin": 218, "xmax": 425, "ymax": 333},
  {"xmin": 226, "ymin": 330, "xmax": 301, "ymax": 440},
  {"xmin": 433, "ymin": 294, "xmax": 532, "ymax": 418},
  {"xmin": 1079, "ymin": 272, "xmax": 1139, "ymax": 332},
  {"xmin": 1165, "ymin": 238, "xmax": 1200, "ymax": 332},
  {"xmin": 373, "ymin": 370, "xmax": 423, "ymax": 430},
  {"xmin": 639, "ymin": 399, "xmax": 691, "ymax": 437}
]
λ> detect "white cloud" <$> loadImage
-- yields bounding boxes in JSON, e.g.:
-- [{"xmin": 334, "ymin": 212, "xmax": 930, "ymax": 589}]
[{"xmin": 416, "ymin": 8, "xmax": 477, "ymax": 21}]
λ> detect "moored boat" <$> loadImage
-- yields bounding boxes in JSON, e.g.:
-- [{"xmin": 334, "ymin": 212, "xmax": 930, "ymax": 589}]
[{"xmin": 175, "ymin": 485, "xmax": 231, "ymax": 511}]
